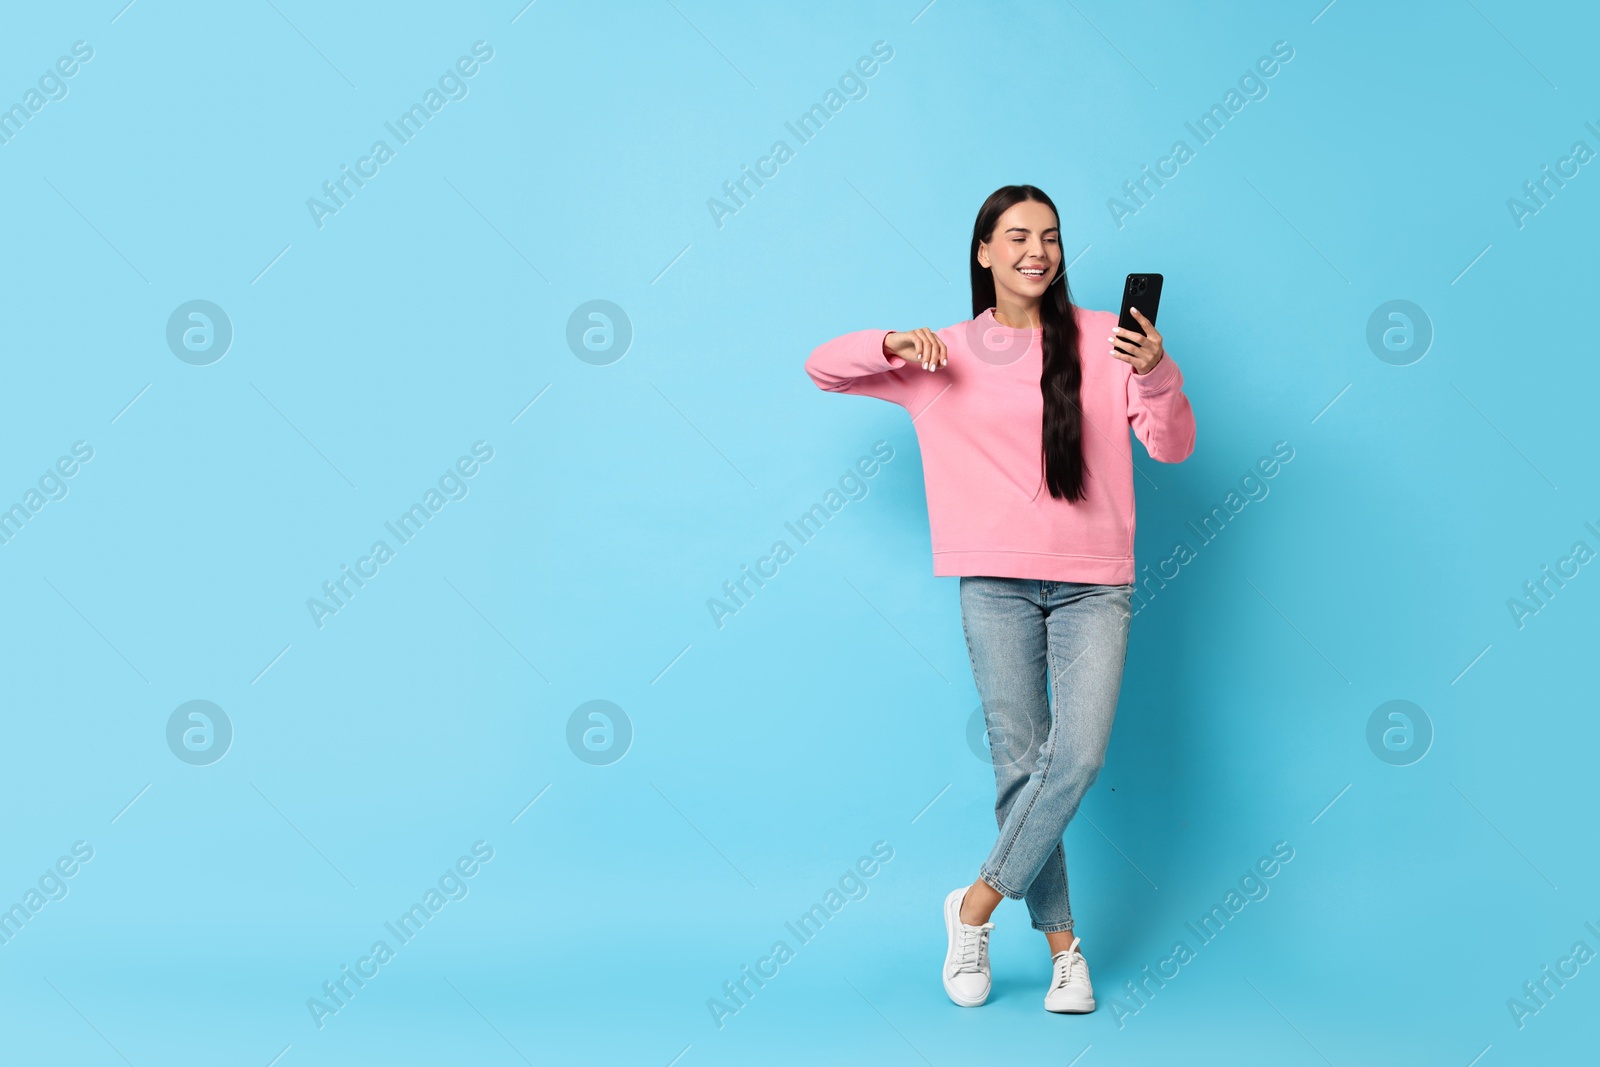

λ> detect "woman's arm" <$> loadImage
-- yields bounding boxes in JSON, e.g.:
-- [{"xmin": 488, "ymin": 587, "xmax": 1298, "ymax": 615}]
[
  {"xmin": 1111, "ymin": 308, "xmax": 1195, "ymax": 463},
  {"xmin": 804, "ymin": 328, "xmax": 944, "ymax": 411},
  {"xmin": 1127, "ymin": 352, "xmax": 1196, "ymax": 463}
]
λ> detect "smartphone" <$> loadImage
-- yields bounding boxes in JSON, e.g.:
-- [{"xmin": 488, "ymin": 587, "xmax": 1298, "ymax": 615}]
[{"xmin": 1117, "ymin": 273, "xmax": 1164, "ymax": 337}]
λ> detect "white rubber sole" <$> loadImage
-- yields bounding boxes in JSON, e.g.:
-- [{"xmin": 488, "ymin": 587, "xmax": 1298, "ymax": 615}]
[{"xmin": 1044, "ymin": 991, "xmax": 1096, "ymax": 1014}]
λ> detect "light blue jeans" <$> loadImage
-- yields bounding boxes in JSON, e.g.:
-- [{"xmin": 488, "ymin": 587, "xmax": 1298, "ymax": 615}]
[{"xmin": 959, "ymin": 576, "xmax": 1134, "ymax": 933}]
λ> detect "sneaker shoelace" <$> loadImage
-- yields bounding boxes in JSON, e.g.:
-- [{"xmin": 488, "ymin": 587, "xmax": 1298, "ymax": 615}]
[
  {"xmin": 952, "ymin": 922, "xmax": 992, "ymax": 975},
  {"xmin": 1052, "ymin": 949, "xmax": 1086, "ymax": 990}
]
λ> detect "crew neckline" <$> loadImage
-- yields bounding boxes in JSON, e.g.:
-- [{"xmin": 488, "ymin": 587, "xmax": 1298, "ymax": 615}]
[{"xmin": 982, "ymin": 307, "xmax": 1041, "ymax": 334}]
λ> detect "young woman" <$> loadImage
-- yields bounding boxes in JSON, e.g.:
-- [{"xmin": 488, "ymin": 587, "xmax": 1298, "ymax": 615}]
[{"xmin": 804, "ymin": 185, "xmax": 1196, "ymax": 1013}]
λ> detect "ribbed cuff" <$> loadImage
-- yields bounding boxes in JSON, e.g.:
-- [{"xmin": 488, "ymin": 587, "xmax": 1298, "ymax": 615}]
[
  {"xmin": 880, "ymin": 331, "xmax": 905, "ymax": 369},
  {"xmin": 1131, "ymin": 352, "xmax": 1180, "ymax": 391}
]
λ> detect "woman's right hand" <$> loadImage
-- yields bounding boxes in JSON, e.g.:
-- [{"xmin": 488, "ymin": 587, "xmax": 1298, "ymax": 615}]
[{"xmin": 884, "ymin": 328, "xmax": 947, "ymax": 371}]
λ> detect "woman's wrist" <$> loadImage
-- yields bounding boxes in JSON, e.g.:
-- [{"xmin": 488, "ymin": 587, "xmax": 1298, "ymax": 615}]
[{"xmin": 1134, "ymin": 351, "xmax": 1163, "ymax": 375}]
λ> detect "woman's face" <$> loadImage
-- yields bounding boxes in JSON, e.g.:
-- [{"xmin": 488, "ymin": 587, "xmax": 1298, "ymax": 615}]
[{"xmin": 978, "ymin": 200, "xmax": 1061, "ymax": 307}]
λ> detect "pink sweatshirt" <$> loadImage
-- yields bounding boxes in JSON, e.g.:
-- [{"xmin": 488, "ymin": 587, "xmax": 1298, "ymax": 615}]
[{"xmin": 805, "ymin": 305, "xmax": 1196, "ymax": 584}]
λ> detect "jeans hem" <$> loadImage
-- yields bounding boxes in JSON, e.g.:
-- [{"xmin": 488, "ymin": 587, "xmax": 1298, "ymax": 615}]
[
  {"xmin": 1032, "ymin": 920, "xmax": 1075, "ymax": 934},
  {"xmin": 980, "ymin": 870, "xmax": 1025, "ymax": 901}
]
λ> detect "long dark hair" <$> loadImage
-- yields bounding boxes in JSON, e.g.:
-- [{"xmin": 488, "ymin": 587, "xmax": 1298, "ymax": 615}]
[{"xmin": 969, "ymin": 185, "xmax": 1085, "ymax": 502}]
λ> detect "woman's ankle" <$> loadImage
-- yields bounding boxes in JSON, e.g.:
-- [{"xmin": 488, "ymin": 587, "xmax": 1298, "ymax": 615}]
[
  {"xmin": 958, "ymin": 877, "xmax": 1003, "ymax": 925},
  {"xmin": 1045, "ymin": 929, "xmax": 1080, "ymax": 956}
]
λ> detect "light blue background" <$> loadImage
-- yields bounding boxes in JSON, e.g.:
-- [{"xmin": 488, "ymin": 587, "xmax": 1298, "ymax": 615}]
[{"xmin": 1, "ymin": 1, "xmax": 1595, "ymax": 1063}]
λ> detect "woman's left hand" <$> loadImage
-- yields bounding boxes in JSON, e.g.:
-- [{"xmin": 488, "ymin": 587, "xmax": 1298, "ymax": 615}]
[{"xmin": 1109, "ymin": 307, "xmax": 1165, "ymax": 375}]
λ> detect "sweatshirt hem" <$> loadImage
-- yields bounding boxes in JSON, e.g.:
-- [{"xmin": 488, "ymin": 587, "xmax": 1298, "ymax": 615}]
[{"xmin": 932, "ymin": 550, "xmax": 1134, "ymax": 585}]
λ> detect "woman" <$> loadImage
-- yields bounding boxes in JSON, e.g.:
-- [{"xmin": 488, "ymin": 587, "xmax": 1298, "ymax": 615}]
[{"xmin": 803, "ymin": 185, "xmax": 1196, "ymax": 1013}]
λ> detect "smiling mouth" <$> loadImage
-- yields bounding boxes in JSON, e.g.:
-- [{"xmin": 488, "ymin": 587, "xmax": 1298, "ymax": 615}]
[{"xmin": 1018, "ymin": 266, "xmax": 1047, "ymax": 279}]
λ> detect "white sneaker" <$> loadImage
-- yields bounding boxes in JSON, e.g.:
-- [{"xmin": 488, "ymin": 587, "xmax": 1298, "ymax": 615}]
[
  {"xmin": 942, "ymin": 886, "xmax": 994, "ymax": 1007},
  {"xmin": 1044, "ymin": 937, "xmax": 1095, "ymax": 1013}
]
